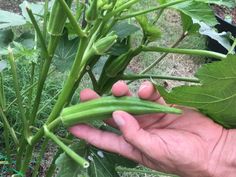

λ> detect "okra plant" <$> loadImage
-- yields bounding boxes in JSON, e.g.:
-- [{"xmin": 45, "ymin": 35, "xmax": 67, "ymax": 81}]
[{"xmin": 0, "ymin": 0, "xmax": 235, "ymax": 176}]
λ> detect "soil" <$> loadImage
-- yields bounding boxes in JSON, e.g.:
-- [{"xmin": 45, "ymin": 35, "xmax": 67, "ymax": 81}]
[
  {"xmin": 212, "ymin": 5, "xmax": 236, "ymax": 25},
  {"xmin": 0, "ymin": 0, "xmax": 41, "ymax": 13}
]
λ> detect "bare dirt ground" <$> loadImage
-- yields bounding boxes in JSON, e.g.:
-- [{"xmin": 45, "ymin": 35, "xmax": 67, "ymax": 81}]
[{"xmin": 0, "ymin": 0, "xmax": 42, "ymax": 13}]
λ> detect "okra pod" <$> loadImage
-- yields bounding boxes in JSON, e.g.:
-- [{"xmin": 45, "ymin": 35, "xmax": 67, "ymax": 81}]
[
  {"xmin": 48, "ymin": 0, "xmax": 73, "ymax": 36},
  {"xmin": 61, "ymin": 96, "xmax": 182, "ymax": 127}
]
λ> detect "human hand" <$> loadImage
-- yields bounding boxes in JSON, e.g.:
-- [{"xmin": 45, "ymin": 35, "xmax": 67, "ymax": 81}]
[{"xmin": 70, "ymin": 81, "xmax": 236, "ymax": 177}]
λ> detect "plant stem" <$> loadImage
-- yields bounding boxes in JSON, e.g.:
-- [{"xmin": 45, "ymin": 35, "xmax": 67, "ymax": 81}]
[
  {"xmin": 36, "ymin": 90, "xmax": 61, "ymax": 115},
  {"xmin": 44, "ymin": 126, "xmax": 89, "ymax": 168},
  {"xmin": 58, "ymin": 0, "xmax": 86, "ymax": 37},
  {"xmin": 0, "ymin": 107, "xmax": 19, "ymax": 146},
  {"xmin": 118, "ymin": 0, "xmax": 185, "ymax": 20},
  {"xmin": 141, "ymin": 46, "xmax": 227, "ymax": 60},
  {"xmin": 8, "ymin": 47, "xmax": 28, "ymax": 138},
  {"xmin": 141, "ymin": 32, "xmax": 187, "ymax": 74},
  {"xmin": 29, "ymin": 36, "xmax": 59, "ymax": 125},
  {"xmin": 26, "ymin": 6, "xmax": 49, "ymax": 58},
  {"xmin": 29, "ymin": 37, "xmax": 88, "ymax": 145},
  {"xmin": 116, "ymin": 167, "xmax": 178, "ymax": 177},
  {"xmin": 20, "ymin": 145, "xmax": 34, "ymax": 174},
  {"xmin": 26, "ymin": 63, "xmax": 35, "ymax": 119},
  {"xmin": 112, "ymin": 0, "xmax": 140, "ymax": 15},
  {"xmin": 122, "ymin": 74, "xmax": 200, "ymax": 83},
  {"xmin": 43, "ymin": 0, "xmax": 49, "ymax": 39}
]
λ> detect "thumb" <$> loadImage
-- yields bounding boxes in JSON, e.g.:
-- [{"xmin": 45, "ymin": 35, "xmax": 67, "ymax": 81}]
[{"xmin": 112, "ymin": 111, "xmax": 151, "ymax": 151}]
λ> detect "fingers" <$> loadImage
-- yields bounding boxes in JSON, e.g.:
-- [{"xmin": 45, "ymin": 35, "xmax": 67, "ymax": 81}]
[
  {"xmin": 112, "ymin": 111, "xmax": 169, "ymax": 163},
  {"xmin": 69, "ymin": 124, "xmax": 143, "ymax": 162},
  {"xmin": 112, "ymin": 81, "xmax": 132, "ymax": 97},
  {"xmin": 138, "ymin": 81, "xmax": 166, "ymax": 105},
  {"xmin": 112, "ymin": 111, "xmax": 156, "ymax": 153},
  {"xmin": 80, "ymin": 88, "xmax": 100, "ymax": 102}
]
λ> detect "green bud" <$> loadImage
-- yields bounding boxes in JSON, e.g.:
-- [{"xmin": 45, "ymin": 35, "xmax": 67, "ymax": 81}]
[
  {"xmin": 92, "ymin": 35, "xmax": 118, "ymax": 55},
  {"xmin": 136, "ymin": 15, "xmax": 161, "ymax": 42},
  {"xmin": 86, "ymin": 0, "xmax": 98, "ymax": 22}
]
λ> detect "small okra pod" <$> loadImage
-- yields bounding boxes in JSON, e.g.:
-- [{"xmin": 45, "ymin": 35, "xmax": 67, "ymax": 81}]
[{"xmin": 60, "ymin": 96, "xmax": 182, "ymax": 127}]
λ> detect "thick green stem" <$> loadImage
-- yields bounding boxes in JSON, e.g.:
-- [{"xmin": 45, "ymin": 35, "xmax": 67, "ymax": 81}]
[
  {"xmin": 26, "ymin": 6, "xmax": 49, "ymax": 58},
  {"xmin": 8, "ymin": 47, "xmax": 28, "ymax": 138},
  {"xmin": 29, "ymin": 37, "xmax": 88, "ymax": 145},
  {"xmin": 141, "ymin": 46, "xmax": 227, "ymax": 60},
  {"xmin": 26, "ymin": 63, "xmax": 35, "ymax": 119},
  {"xmin": 20, "ymin": 145, "xmax": 34, "ymax": 174},
  {"xmin": 43, "ymin": 0, "xmax": 49, "ymax": 39},
  {"xmin": 44, "ymin": 126, "xmax": 89, "ymax": 168},
  {"xmin": 122, "ymin": 74, "xmax": 200, "ymax": 83},
  {"xmin": 140, "ymin": 32, "xmax": 187, "ymax": 74},
  {"xmin": 29, "ymin": 36, "xmax": 59, "ymax": 125},
  {"xmin": 118, "ymin": 0, "xmax": 185, "ymax": 20}
]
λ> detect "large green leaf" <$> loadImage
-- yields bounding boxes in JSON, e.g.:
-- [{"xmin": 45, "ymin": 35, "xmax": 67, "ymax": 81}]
[
  {"xmin": 53, "ymin": 33, "xmax": 79, "ymax": 72},
  {"xmin": 111, "ymin": 22, "xmax": 139, "ymax": 39},
  {"xmin": 56, "ymin": 142, "xmax": 124, "ymax": 177},
  {"xmin": 180, "ymin": 12, "xmax": 200, "ymax": 35},
  {"xmin": 0, "ymin": 10, "xmax": 26, "ymax": 29},
  {"xmin": 56, "ymin": 142, "xmax": 89, "ymax": 177},
  {"xmin": 158, "ymin": 55, "xmax": 236, "ymax": 128},
  {"xmin": 173, "ymin": 1, "xmax": 218, "ymax": 26}
]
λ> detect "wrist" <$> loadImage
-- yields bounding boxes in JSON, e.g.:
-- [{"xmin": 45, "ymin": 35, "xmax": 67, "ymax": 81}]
[{"xmin": 208, "ymin": 129, "xmax": 236, "ymax": 177}]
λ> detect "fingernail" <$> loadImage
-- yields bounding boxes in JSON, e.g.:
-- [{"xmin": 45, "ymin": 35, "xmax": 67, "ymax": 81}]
[{"xmin": 113, "ymin": 113, "xmax": 125, "ymax": 126}]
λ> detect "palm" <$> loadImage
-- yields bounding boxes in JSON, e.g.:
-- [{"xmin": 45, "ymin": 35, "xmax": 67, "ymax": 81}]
[{"xmin": 129, "ymin": 108, "xmax": 224, "ymax": 175}]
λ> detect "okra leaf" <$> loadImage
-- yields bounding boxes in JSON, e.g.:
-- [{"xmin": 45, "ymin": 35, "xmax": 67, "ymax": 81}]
[
  {"xmin": 56, "ymin": 142, "xmax": 122, "ymax": 177},
  {"xmin": 0, "ymin": 10, "xmax": 26, "ymax": 29},
  {"xmin": 111, "ymin": 22, "xmax": 139, "ymax": 39},
  {"xmin": 53, "ymin": 33, "xmax": 79, "ymax": 72},
  {"xmin": 158, "ymin": 55, "xmax": 236, "ymax": 128},
  {"xmin": 180, "ymin": 13, "xmax": 200, "ymax": 35},
  {"xmin": 56, "ymin": 142, "xmax": 89, "ymax": 177},
  {"xmin": 173, "ymin": 1, "xmax": 218, "ymax": 26}
]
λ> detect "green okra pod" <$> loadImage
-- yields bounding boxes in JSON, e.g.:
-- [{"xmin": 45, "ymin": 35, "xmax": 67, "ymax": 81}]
[
  {"xmin": 61, "ymin": 96, "xmax": 182, "ymax": 127},
  {"xmin": 105, "ymin": 49, "xmax": 134, "ymax": 77},
  {"xmin": 48, "ymin": 0, "xmax": 73, "ymax": 36}
]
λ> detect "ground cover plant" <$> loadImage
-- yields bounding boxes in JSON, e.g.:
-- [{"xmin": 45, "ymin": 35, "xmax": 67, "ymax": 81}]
[{"xmin": 0, "ymin": 0, "xmax": 236, "ymax": 176}]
